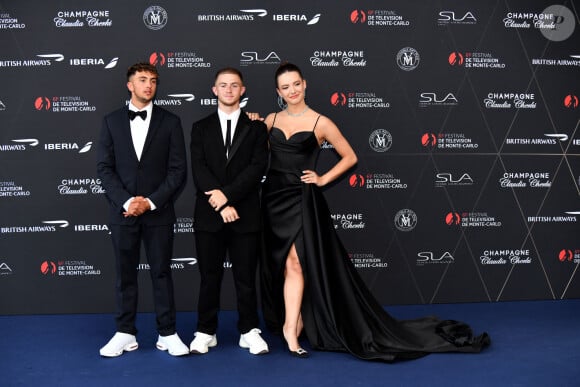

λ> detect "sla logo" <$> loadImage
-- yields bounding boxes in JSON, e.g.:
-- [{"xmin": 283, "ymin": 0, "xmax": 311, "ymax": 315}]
[
  {"xmin": 419, "ymin": 92, "xmax": 458, "ymax": 106},
  {"xmin": 436, "ymin": 173, "xmax": 474, "ymax": 186},
  {"xmin": 40, "ymin": 260, "xmax": 57, "ymax": 275},
  {"xmin": 0, "ymin": 262, "xmax": 13, "ymax": 275},
  {"xmin": 240, "ymin": 51, "xmax": 281, "ymax": 65},
  {"xmin": 417, "ymin": 251, "xmax": 455, "ymax": 265},
  {"xmin": 438, "ymin": 11, "xmax": 477, "ymax": 24}
]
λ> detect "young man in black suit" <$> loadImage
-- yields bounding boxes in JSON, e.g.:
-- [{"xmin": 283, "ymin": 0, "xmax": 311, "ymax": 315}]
[
  {"xmin": 189, "ymin": 67, "xmax": 269, "ymax": 355},
  {"xmin": 97, "ymin": 62, "xmax": 189, "ymax": 357}
]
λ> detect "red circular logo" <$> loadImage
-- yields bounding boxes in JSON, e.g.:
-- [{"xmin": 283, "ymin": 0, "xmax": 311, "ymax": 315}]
[
  {"xmin": 445, "ymin": 212, "xmax": 461, "ymax": 225},
  {"xmin": 149, "ymin": 52, "xmax": 166, "ymax": 66},
  {"xmin": 40, "ymin": 261, "xmax": 57, "ymax": 275},
  {"xmin": 558, "ymin": 249, "xmax": 573, "ymax": 262},
  {"xmin": 34, "ymin": 97, "xmax": 51, "ymax": 111},
  {"xmin": 330, "ymin": 92, "xmax": 347, "ymax": 106},
  {"xmin": 564, "ymin": 95, "xmax": 578, "ymax": 108},
  {"xmin": 421, "ymin": 133, "xmax": 437, "ymax": 147},
  {"xmin": 350, "ymin": 10, "xmax": 367, "ymax": 24},
  {"xmin": 448, "ymin": 52, "xmax": 464, "ymax": 66},
  {"xmin": 349, "ymin": 174, "xmax": 365, "ymax": 187}
]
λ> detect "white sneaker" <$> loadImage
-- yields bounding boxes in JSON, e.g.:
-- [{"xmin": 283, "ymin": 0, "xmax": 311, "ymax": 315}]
[
  {"xmin": 239, "ymin": 328, "xmax": 269, "ymax": 355},
  {"xmin": 189, "ymin": 332, "xmax": 217, "ymax": 354},
  {"xmin": 99, "ymin": 332, "xmax": 138, "ymax": 357},
  {"xmin": 156, "ymin": 333, "xmax": 190, "ymax": 356}
]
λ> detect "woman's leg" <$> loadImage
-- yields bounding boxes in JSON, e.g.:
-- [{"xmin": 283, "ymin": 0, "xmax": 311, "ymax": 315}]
[{"xmin": 282, "ymin": 243, "xmax": 304, "ymax": 351}]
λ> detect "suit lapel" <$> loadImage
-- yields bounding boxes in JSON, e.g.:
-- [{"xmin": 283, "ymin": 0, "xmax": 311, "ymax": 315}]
[
  {"xmin": 141, "ymin": 105, "xmax": 162, "ymax": 158},
  {"xmin": 122, "ymin": 108, "xmax": 140, "ymax": 161},
  {"xmin": 227, "ymin": 113, "xmax": 250, "ymax": 165},
  {"xmin": 206, "ymin": 113, "xmax": 228, "ymax": 164}
]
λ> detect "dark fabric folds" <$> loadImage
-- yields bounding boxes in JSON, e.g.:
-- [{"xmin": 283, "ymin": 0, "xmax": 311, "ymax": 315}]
[{"xmin": 261, "ymin": 127, "xmax": 490, "ymax": 362}]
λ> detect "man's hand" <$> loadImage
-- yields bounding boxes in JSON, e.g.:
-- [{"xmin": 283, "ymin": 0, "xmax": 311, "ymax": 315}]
[
  {"xmin": 220, "ymin": 206, "xmax": 240, "ymax": 223},
  {"xmin": 246, "ymin": 112, "xmax": 263, "ymax": 121},
  {"xmin": 123, "ymin": 196, "xmax": 151, "ymax": 217},
  {"xmin": 205, "ymin": 189, "xmax": 228, "ymax": 211}
]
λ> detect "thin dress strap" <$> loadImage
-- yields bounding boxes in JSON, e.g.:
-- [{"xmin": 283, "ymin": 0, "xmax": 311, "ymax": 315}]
[
  {"xmin": 271, "ymin": 112, "xmax": 278, "ymax": 127},
  {"xmin": 312, "ymin": 115, "xmax": 322, "ymax": 133}
]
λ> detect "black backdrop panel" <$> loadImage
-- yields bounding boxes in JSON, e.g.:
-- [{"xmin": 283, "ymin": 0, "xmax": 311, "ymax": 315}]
[{"xmin": 0, "ymin": 0, "xmax": 578, "ymax": 314}]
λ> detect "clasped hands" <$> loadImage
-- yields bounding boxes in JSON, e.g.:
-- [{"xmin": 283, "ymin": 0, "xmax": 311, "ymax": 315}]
[
  {"xmin": 205, "ymin": 189, "xmax": 239, "ymax": 223},
  {"xmin": 123, "ymin": 196, "xmax": 151, "ymax": 217}
]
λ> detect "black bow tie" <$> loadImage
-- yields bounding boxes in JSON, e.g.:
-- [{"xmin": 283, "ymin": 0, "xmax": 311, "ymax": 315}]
[{"xmin": 128, "ymin": 110, "xmax": 147, "ymax": 121}]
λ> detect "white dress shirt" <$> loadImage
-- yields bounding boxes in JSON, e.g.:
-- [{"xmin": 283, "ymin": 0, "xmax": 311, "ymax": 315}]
[
  {"xmin": 217, "ymin": 108, "xmax": 241, "ymax": 146},
  {"xmin": 128, "ymin": 102, "xmax": 153, "ymax": 161},
  {"xmin": 124, "ymin": 102, "xmax": 156, "ymax": 211}
]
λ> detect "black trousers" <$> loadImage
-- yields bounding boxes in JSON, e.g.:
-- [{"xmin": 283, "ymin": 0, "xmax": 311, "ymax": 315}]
[
  {"xmin": 195, "ymin": 228, "xmax": 260, "ymax": 335},
  {"xmin": 110, "ymin": 223, "xmax": 176, "ymax": 336}
]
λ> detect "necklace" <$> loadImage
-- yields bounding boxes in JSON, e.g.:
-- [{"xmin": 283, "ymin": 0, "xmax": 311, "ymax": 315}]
[{"xmin": 286, "ymin": 105, "xmax": 309, "ymax": 117}]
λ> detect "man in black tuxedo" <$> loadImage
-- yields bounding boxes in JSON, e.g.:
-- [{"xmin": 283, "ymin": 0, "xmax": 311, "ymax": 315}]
[
  {"xmin": 189, "ymin": 67, "xmax": 269, "ymax": 355},
  {"xmin": 97, "ymin": 62, "xmax": 189, "ymax": 357}
]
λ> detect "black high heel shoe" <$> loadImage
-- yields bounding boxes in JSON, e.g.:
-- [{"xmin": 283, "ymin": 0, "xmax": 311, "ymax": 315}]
[
  {"xmin": 282, "ymin": 334, "xmax": 309, "ymax": 358},
  {"xmin": 289, "ymin": 347, "xmax": 309, "ymax": 358}
]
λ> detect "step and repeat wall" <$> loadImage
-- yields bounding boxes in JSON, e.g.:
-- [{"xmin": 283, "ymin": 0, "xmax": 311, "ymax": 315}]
[{"xmin": 1, "ymin": 1, "xmax": 578, "ymax": 314}]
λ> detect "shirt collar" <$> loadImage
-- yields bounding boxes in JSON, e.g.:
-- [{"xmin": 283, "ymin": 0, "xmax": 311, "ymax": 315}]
[
  {"xmin": 129, "ymin": 101, "xmax": 153, "ymax": 114},
  {"xmin": 217, "ymin": 108, "xmax": 241, "ymax": 121}
]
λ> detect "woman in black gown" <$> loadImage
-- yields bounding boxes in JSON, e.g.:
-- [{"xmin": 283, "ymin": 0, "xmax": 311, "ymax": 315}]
[{"xmin": 261, "ymin": 63, "xmax": 490, "ymax": 361}]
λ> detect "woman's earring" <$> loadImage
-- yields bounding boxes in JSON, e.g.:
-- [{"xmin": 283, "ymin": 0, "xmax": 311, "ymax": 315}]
[{"xmin": 277, "ymin": 95, "xmax": 287, "ymax": 110}]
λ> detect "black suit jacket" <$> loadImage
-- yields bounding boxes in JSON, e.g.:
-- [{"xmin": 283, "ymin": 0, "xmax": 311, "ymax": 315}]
[
  {"xmin": 190, "ymin": 111, "xmax": 268, "ymax": 233},
  {"xmin": 97, "ymin": 105, "xmax": 187, "ymax": 225}
]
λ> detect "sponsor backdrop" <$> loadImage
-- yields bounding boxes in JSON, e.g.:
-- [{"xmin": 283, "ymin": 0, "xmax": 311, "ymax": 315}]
[{"xmin": 0, "ymin": 1, "xmax": 578, "ymax": 315}]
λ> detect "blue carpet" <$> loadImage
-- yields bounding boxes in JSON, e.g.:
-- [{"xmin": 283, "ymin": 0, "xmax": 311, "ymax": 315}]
[{"xmin": 1, "ymin": 300, "xmax": 579, "ymax": 386}]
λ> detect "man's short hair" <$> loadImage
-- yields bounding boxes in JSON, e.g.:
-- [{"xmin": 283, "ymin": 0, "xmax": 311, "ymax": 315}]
[{"xmin": 127, "ymin": 62, "xmax": 159, "ymax": 81}]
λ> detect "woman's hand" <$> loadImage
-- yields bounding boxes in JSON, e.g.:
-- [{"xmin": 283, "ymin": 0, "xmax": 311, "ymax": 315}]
[{"xmin": 301, "ymin": 170, "xmax": 324, "ymax": 186}]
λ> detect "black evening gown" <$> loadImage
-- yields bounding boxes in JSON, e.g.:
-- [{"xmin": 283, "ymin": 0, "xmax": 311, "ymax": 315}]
[{"xmin": 261, "ymin": 116, "xmax": 490, "ymax": 362}]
